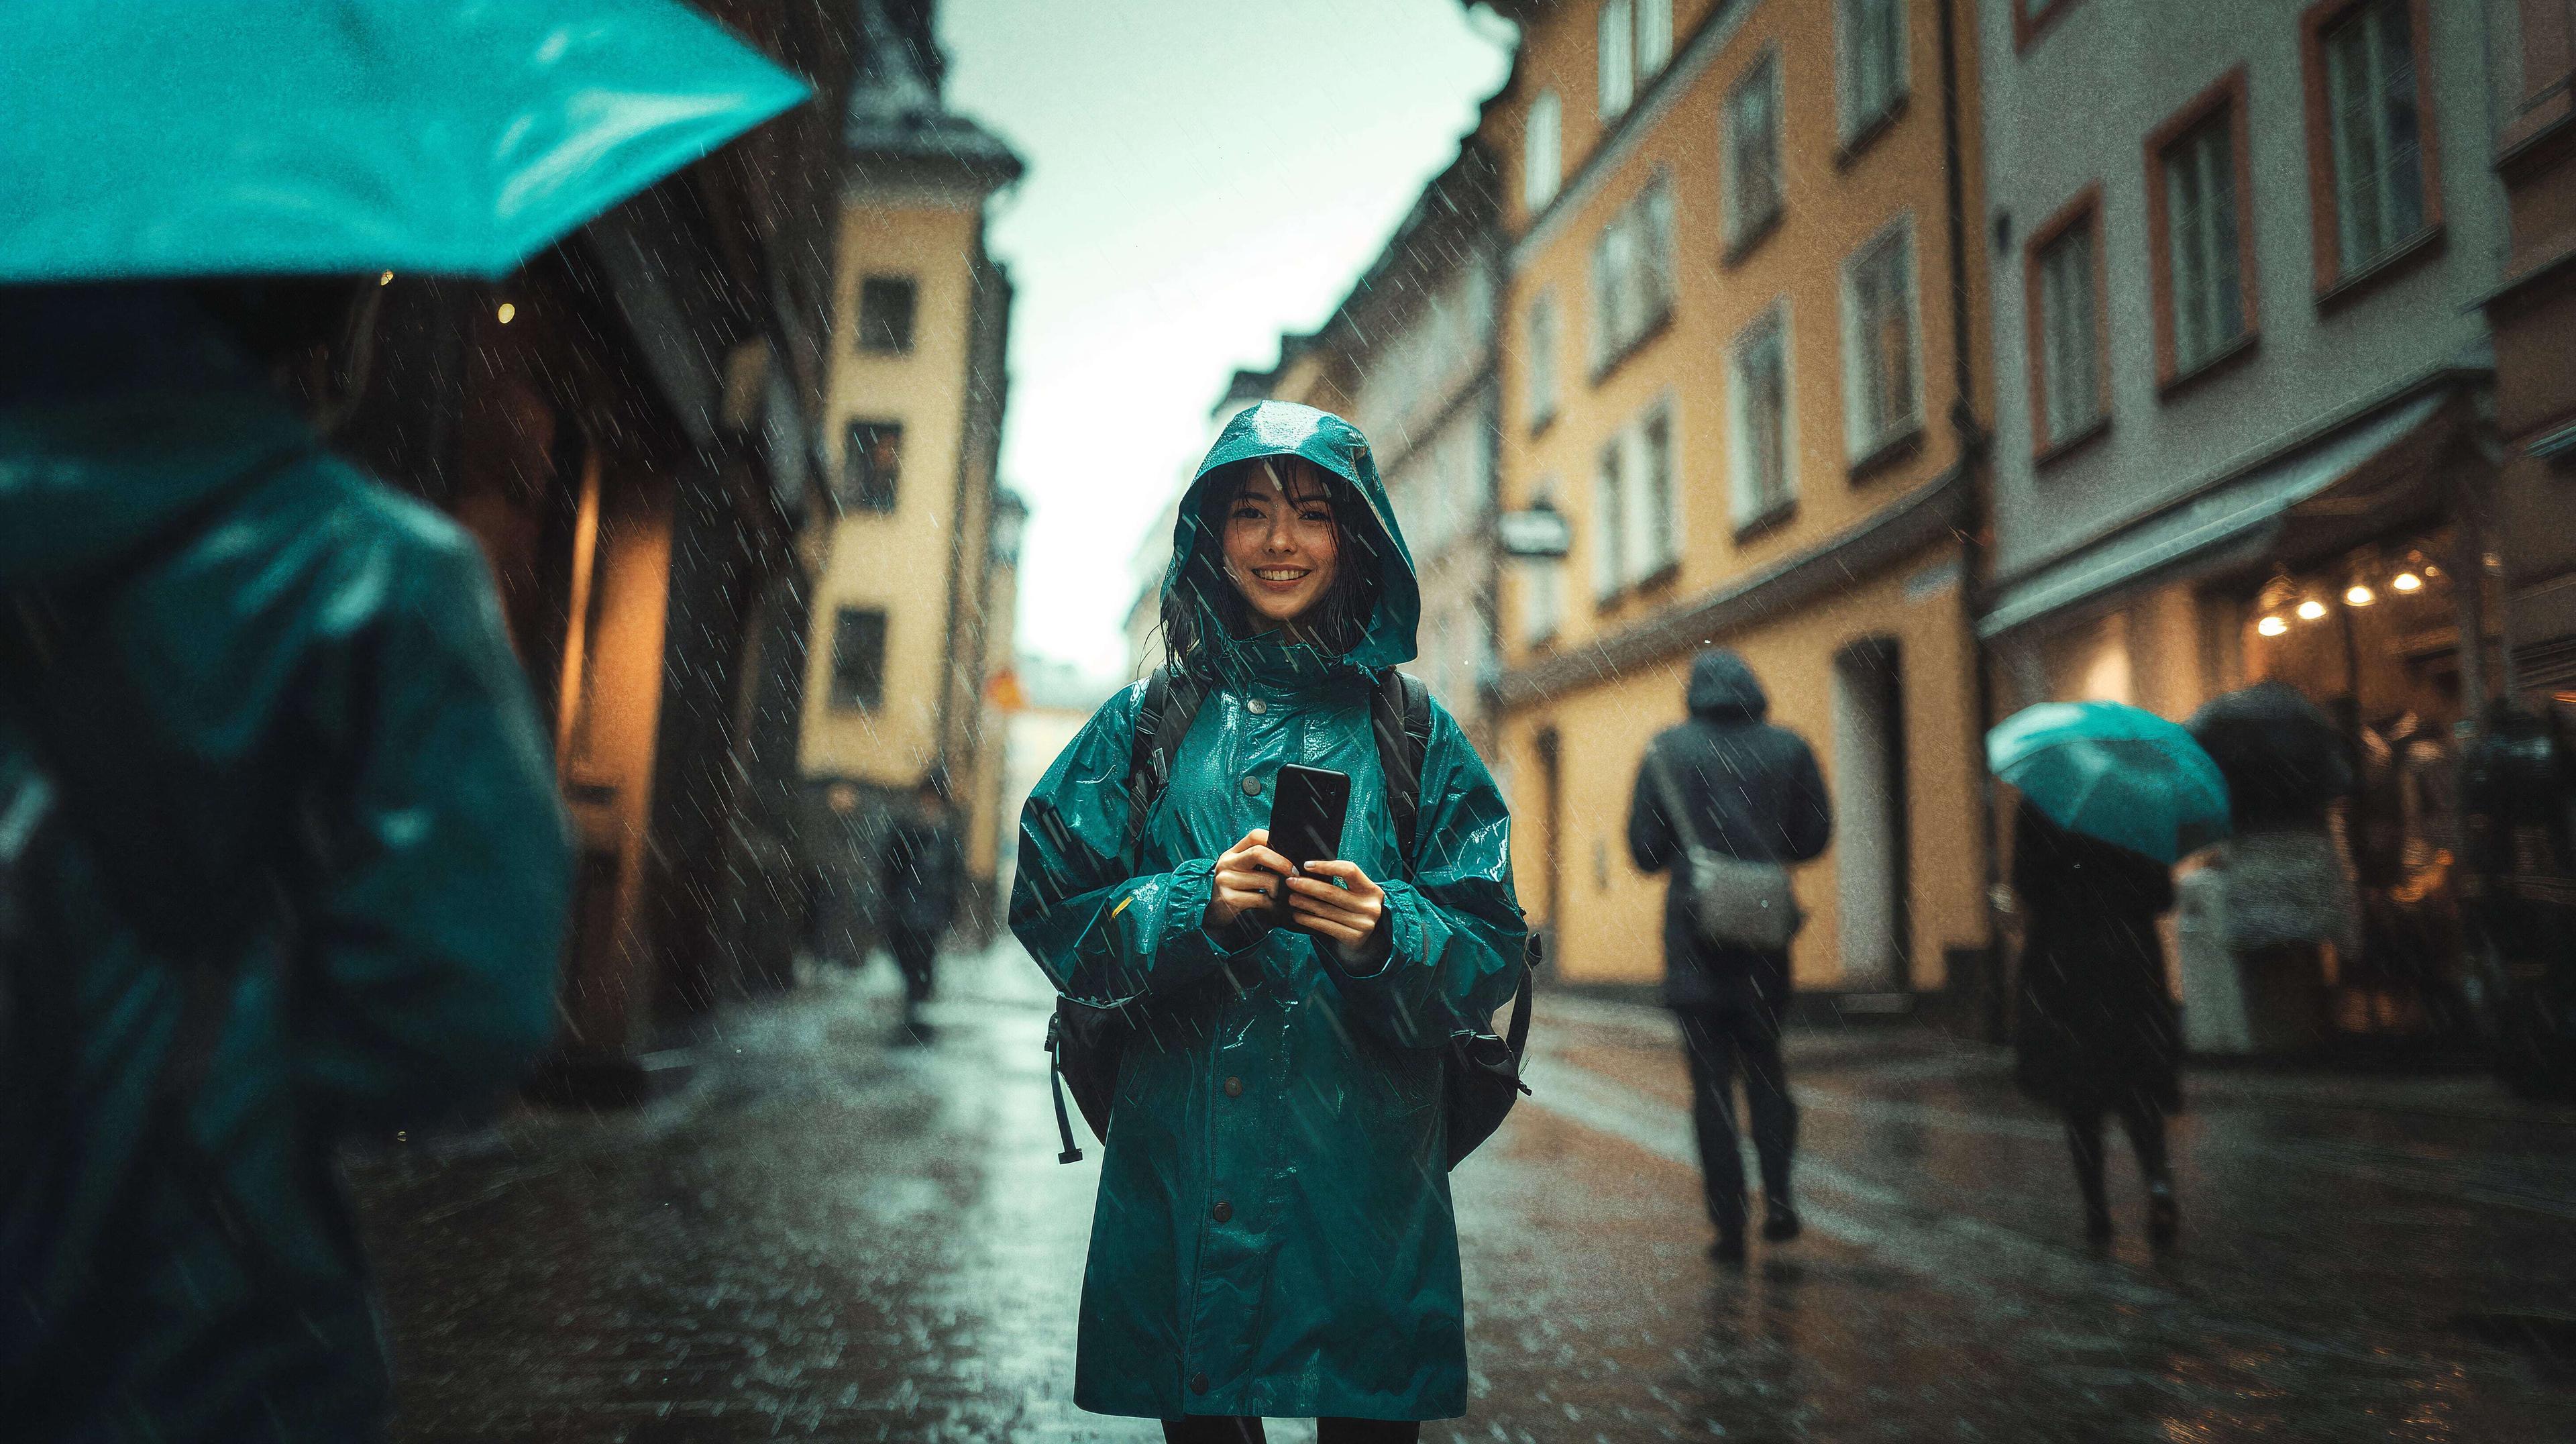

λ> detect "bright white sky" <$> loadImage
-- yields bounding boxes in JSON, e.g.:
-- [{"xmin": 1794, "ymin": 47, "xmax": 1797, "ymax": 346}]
[{"xmin": 942, "ymin": 0, "xmax": 1514, "ymax": 678}]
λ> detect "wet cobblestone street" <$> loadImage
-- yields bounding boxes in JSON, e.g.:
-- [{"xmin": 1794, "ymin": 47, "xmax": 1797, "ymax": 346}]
[{"xmin": 350, "ymin": 946, "xmax": 2576, "ymax": 1442}]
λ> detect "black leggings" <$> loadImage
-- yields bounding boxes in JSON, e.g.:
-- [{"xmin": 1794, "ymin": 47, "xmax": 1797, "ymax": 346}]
[
  {"xmin": 2063, "ymin": 1098, "xmax": 2169, "ymax": 1218},
  {"xmin": 1163, "ymin": 1419, "xmax": 1422, "ymax": 1443}
]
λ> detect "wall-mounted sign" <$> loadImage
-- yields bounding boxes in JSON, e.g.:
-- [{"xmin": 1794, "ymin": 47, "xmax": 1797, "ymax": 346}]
[{"xmin": 1497, "ymin": 505, "xmax": 1573, "ymax": 559}]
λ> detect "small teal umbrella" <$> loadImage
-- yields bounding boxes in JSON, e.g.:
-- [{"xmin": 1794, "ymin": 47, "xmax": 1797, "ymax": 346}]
[
  {"xmin": 1988, "ymin": 701, "xmax": 2231, "ymax": 866},
  {"xmin": 0, "ymin": 0, "xmax": 808, "ymax": 283}
]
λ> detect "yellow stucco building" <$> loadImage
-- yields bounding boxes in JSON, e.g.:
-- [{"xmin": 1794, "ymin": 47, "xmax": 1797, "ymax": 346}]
[
  {"xmin": 1479, "ymin": 0, "xmax": 1993, "ymax": 1002},
  {"xmin": 796, "ymin": 4, "xmax": 1022, "ymax": 940}
]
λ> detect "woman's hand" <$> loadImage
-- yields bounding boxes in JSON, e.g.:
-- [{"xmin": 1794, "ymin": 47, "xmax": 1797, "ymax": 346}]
[
  {"xmin": 1207, "ymin": 829, "xmax": 1293, "ymax": 931},
  {"xmin": 1285, "ymin": 859, "xmax": 1389, "ymax": 964}
]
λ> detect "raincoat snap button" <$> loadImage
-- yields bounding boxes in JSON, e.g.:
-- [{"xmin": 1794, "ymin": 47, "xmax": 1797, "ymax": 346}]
[
  {"xmin": 1246, "ymin": 697, "xmax": 1267, "ymax": 715},
  {"xmin": 1240, "ymin": 776, "xmax": 1263, "ymax": 796},
  {"xmin": 1212, "ymin": 1200, "xmax": 1233, "ymax": 1223},
  {"xmin": 1224, "ymin": 1076, "xmax": 1244, "ymax": 1098},
  {"xmin": 1189, "ymin": 1372, "xmax": 1210, "ymax": 1394}
]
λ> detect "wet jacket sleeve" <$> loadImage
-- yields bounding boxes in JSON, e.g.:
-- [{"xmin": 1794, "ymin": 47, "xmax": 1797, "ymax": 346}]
[
  {"xmin": 291, "ymin": 529, "xmax": 569, "ymax": 1129},
  {"xmin": 1628, "ymin": 742, "xmax": 1678, "ymax": 874},
  {"xmin": 1010, "ymin": 685, "xmax": 1266, "ymax": 1005},
  {"xmin": 1322, "ymin": 701, "xmax": 1527, "ymax": 1048},
  {"xmin": 1778, "ymin": 737, "xmax": 1832, "ymax": 864}
]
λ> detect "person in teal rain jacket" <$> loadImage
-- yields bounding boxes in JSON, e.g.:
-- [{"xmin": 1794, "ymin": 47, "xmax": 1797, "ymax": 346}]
[
  {"xmin": 1011, "ymin": 401, "xmax": 1527, "ymax": 1440},
  {"xmin": 0, "ymin": 282, "xmax": 570, "ymax": 1441}
]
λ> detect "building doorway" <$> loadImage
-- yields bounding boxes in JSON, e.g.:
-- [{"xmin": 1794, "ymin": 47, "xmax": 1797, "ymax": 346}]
[
  {"xmin": 1831, "ymin": 638, "xmax": 1910, "ymax": 991},
  {"xmin": 1534, "ymin": 725, "xmax": 1563, "ymax": 970}
]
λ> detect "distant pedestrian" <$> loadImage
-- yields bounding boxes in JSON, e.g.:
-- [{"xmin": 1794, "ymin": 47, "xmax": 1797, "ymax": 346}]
[
  {"xmin": 879, "ymin": 774, "xmax": 965, "ymax": 1039},
  {"xmin": 0, "ymin": 280, "xmax": 570, "ymax": 1439},
  {"xmin": 1627, "ymin": 649, "xmax": 1831, "ymax": 1264},
  {"xmin": 2010, "ymin": 799, "xmax": 2182, "ymax": 1247},
  {"xmin": 1012, "ymin": 403, "xmax": 1525, "ymax": 1439}
]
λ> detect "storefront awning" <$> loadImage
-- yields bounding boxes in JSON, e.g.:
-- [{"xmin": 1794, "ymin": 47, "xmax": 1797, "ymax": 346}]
[{"xmin": 1978, "ymin": 389, "xmax": 2454, "ymax": 639}]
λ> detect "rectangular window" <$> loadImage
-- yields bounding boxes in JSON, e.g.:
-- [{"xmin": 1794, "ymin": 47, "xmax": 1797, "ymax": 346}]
[
  {"xmin": 857, "ymin": 276, "xmax": 917, "ymax": 354},
  {"xmin": 2034, "ymin": 215, "xmax": 2103, "ymax": 449},
  {"xmin": 2162, "ymin": 104, "xmax": 2249, "ymax": 375},
  {"xmin": 1723, "ymin": 50, "xmax": 1784, "ymax": 254},
  {"xmin": 1838, "ymin": 0, "xmax": 1909, "ymax": 143},
  {"xmin": 1599, "ymin": 0, "xmax": 1635, "ymax": 119},
  {"xmin": 1729, "ymin": 303, "xmax": 1795, "ymax": 525},
  {"xmin": 1841, "ymin": 219, "xmax": 1922, "ymax": 462},
  {"xmin": 1527, "ymin": 291, "xmax": 1560, "ymax": 429},
  {"xmin": 1636, "ymin": 0, "xmax": 1672, "ymax": 76},
  {"xmin": 828, "ymin": 608, "xmax": 887, "ymax": 710},
  {"xmin": 2320, "ymin": 0, "xmax": 2428, "ymax": 273},
  {"xmin": 1588, "ymin": 176, "xmax": 1676, "ymax": 375},
  {"xmin": 1592, "ymin": 437, "xmax": 1625, "ymax": 601},
  {"xmin": 1523, "ymin": 89, "xmax": 1563, "ymax": 212},
  {"xmin": 1627, "ymin": 403, "xmax": 1677, "ymax": 578},
  {"xmin": 839, "ymin": 420, "xmax": 902, "ymax": 512}
]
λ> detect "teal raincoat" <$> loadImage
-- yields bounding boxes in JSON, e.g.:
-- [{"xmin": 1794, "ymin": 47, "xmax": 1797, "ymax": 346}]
[
  {"xmin": 0, "ymin": 291, "xmax": 568, "ymax": 1439},
  {"xmin": 1010, "ymin": 401, "xmax": 1526, "ymax": 1422}
]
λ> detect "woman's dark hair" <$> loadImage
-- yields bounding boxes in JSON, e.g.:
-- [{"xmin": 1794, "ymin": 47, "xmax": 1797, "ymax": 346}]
[{"xmin": 1158, "ymin": 456, "xmax": 1382, "ymax": 678}]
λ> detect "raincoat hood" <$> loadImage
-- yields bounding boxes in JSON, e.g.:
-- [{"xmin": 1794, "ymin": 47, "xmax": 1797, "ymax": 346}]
[
  {"xmin": 0, "ymin": 285, "xmax": 315, "ymax": 586},
  {"xmin": 1688, "ymin": 648, "xmax": 1770, "ymax": 721},
  {"xmin": 1168, "ymin": 400, "xmax": 1420, "ymax": 676}
]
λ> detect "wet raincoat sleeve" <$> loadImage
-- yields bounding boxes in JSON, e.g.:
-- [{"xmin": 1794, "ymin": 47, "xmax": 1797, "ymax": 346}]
[
  {"xmin": 1011, "ymin": 684, "xmax": 1266, "ymax": 1005},
  {"xmin": 1321, "ymin": 701, "xmax": 1525, "ymax": 1048},
  {"xmin": 1629, "ymin": 743, "xmax": 1679, "ymax": 875},
  {"xmin": 290, "ymin": 526, "xmax": 570, "ymax": 1128}
]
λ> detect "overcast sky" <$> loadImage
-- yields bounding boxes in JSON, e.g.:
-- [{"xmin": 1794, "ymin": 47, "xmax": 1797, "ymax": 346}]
[{"xmin": 941, "ymin": 0, "xmax": 1514, "ymax": 678}]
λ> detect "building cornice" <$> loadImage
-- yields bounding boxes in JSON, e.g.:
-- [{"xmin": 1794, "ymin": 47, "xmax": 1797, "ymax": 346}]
[{"xmin": 1495, "ymin": 461, "xmax": 1972, "ymax": 711}]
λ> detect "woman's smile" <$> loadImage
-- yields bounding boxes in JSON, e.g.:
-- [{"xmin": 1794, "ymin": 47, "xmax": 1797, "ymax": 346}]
[{"xmin": 1220, "ymin": 458, "xmax": 1342, "ymax": 628}]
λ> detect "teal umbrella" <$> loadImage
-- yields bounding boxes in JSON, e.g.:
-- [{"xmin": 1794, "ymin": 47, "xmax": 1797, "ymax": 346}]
[
  {"xmin": 0, "ymin": 0, "xmax": 807, "ymax": 283},
  {"xmin": 1988, "ymin": 701, "xmax": 2231, "ymax": 865}
]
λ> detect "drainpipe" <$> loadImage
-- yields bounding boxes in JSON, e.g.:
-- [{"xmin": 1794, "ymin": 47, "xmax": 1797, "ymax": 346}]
[{"xmin": 1936, "ymin": 0, "xmax": 2004, "ymax": 1037}]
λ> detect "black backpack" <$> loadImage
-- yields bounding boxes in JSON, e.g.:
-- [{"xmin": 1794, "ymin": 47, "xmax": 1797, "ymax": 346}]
[{"xmin": 1044, "ymin": 664, "xmax": 1536, "ymax": 1169}]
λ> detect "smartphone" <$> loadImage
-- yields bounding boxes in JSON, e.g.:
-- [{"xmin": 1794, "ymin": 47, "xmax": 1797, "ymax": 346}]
[{"xmin": 1266, "ymin": 764, "xmax": 1352, "ymax": 931}]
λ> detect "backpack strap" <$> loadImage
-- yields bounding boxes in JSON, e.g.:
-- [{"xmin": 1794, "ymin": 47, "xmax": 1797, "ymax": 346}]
[
  {"xmin": 1371, "ymin": 669, "xmax": 1433, "ymax": 878},
  {"xmin": 1122, "ymin": 665, "xmax": 1206, "ymax": 865}
]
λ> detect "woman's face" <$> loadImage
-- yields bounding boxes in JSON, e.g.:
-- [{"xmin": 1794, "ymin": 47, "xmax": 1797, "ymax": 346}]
[{"xmin": 1219, "ymin": 458, "xmax": 1342, "ymax": 630}]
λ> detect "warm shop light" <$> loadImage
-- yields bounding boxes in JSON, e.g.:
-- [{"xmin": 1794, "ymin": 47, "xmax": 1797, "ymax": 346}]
[
  {"xmin": 2258, "ymin": 615, "xmax": 2289, "ymax": 637},
  {"xmin": 496, "ymin": 302, "xmax": 517, "ymax": 324},
  {"xmin": 2392, "ymin": 571, "xmax": 2424, "ymax": 592},
  {"xmin": 2345, "ymin": 582, "xmax": 2375, "ymax": 607},
  {"xmin": 2296, "ymin": 599, "xmax": 2328, "ymax": 621},
  {"xmin": 378, "ymin": 270, "xmax": 394, "ymax": 286}
]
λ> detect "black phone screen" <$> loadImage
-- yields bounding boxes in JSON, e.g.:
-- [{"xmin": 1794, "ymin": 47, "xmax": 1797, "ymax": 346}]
[{"xmin": 1267, "ymin": 764, "xmax": 1352, "ymax": 872}]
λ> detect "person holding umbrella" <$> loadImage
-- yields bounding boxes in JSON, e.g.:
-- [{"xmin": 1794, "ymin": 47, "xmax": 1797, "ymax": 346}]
[
  {"xmin": 1990, "ymin": 703, "xmax": 2230, "ymax": 1247},
  {"xmin": 0, "ymin": 5, "xmax": 803, "ymax": 1439}
]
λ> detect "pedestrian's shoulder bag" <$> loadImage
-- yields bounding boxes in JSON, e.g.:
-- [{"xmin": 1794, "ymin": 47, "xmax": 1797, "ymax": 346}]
[
  {"xmin": 1647, "ymin": 741, "xmax": 1803, "ymax": 952},
  {"xmin": 1044, "ymin": 665, "xmax": 1536, "ymax": 1170}
]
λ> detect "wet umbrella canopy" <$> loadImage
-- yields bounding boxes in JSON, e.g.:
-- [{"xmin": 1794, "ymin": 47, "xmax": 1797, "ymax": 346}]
[
  {"xmin": 1989, "ymin": 701, "xmax": 2232, "ymax": 866},
  {"xmin": 0, "ymin": 0, "xmax": 807, "ymax": 282},
  {"xmin": 2188, "ymin": 681, "xmax": 2357, "ymax": 828}
]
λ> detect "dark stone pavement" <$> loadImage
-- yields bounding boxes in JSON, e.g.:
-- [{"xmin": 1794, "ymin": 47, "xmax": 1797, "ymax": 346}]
[{"xmin": 347, "ymin": 946, "xmax": 2576, "ymax": 1442}]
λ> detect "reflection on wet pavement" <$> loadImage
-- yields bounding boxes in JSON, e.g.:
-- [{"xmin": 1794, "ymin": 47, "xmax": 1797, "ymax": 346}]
[{"xmin": 351, "ymin": 947, "xmax": 2576, "ymax": 1441}]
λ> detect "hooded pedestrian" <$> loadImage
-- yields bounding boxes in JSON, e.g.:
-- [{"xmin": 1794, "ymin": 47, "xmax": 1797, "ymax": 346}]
[
  {"xmin": 1011, "ymin": 402, "xmax": 1526, "ymax": 1441},
  {"xmin": 2010, "ymin": 799, "xmax": 2182, "ymax": 1247},
  {"xmin": 1626, "ymin": 650, "xmax": 1831, "ymax": 1264},
  {"xmin": 880, "ymin": 774, "xmax": 965, "ymax": 1040}
]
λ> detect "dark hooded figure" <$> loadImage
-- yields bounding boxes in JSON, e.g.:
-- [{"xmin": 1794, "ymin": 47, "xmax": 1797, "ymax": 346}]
[
  {"xmin": 1626, "ymin": 649, "xmax": 1831, "ymax": 1263},
  {"xmin": 2010, "ymin": 799, "xmax": 2181, "ymax": 1247},
  {"xmin": 1012, "ymin": 401, "xmax": 1525, "ymax": 1440},
  {"xmin": 0, "ymin": 282, "xmax": 568, "ymax": 1439},
  {"xmin": 878, "ymin": 774, "xmax": 965, "ymax": 1039}
]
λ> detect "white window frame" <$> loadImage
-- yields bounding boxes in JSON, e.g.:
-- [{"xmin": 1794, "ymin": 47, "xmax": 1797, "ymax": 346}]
[
  {"xmin": 2165, "ymin": 107, "xmax": 2246, "ymax": 372},
  {"xmin": 1839, "ymin": 213, "xmax": 1925, "ymax": 462},
  {"xmin": 2321, "ymin": 0, "xmax": 2428, "ymax": 271},
  {"xmin": 1636, "ymin": 0, "xmax": 1673, "ymax": 77},
  {"xmin": 2035, "ymin": 217, "xmax": 2102, "ymax": 446},
  {"xmin": 1722, "ymin": 48, "xmax": 1785, "ymax": 252},
  {"xmin": 1837, "ymin": 0, "xmax": 1911, "ymax": 145},
  {"xmin": 1591, "ymin": 437, "xmax": 1626, "ymax": 600},
  {"xmin": 1523, "ymin": 89, "xmax": 1563, "ymax": 213},
  {"xmin": 1588, "ymin": 174, "xmax": 1677, "ymax": 375},
  {"xmin": 1526, "ymin": 290, "xmax": 1560, "ymax": 429},
  {"xmin": 1626, "ymin": 399, "xmax": 1679, "ymax": 579},
  {"xmin": 1599, "ymin": 0, "xmax": 1636, "ymax": 120},
  {"xmin": 1727, "ymin": 301, "xmax": 1797, "ymax": 527}
]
